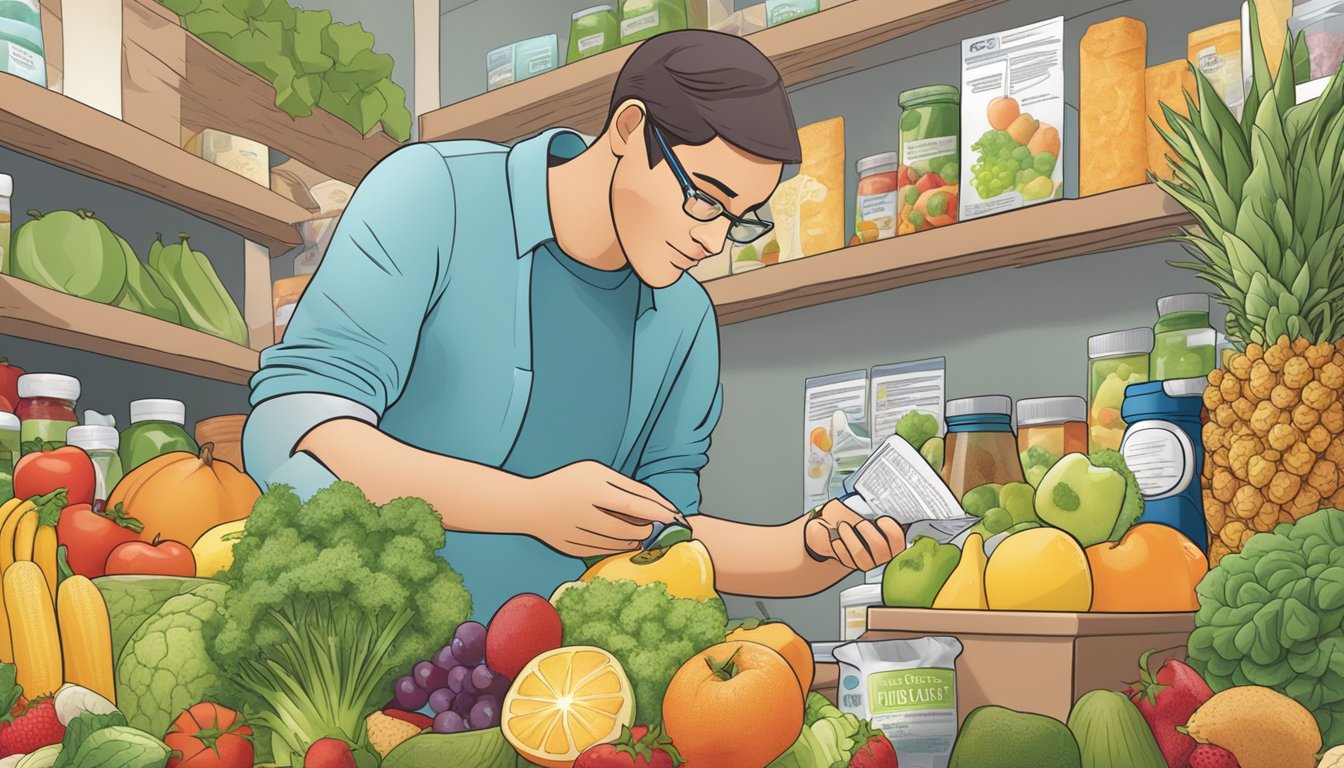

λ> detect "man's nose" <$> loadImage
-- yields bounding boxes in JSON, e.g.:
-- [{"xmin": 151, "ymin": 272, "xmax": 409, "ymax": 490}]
[{"xmin": 690, "ymin": 219, "xmax": 730, "ymax": 258}]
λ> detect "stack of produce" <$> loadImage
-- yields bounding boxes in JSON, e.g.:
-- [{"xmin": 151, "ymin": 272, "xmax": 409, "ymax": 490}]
[{"xmin": 4, "ymin": 211, "xmax": 249, "ymax": 346}]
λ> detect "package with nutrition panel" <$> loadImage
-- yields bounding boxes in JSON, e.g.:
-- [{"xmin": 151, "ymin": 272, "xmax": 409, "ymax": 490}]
[{"xmin": 959, "ymin": 16, "xmax": 1065, "ymax": 221}]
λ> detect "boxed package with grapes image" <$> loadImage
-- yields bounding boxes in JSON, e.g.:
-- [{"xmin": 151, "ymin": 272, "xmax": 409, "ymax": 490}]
[{"xmin": 959, "ymin": 16, "xmax": 1065, "ymax": 221}]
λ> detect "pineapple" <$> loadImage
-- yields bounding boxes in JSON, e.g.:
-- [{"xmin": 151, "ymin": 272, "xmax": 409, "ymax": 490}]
[{"xmin": 1152, "ymin": 0, "xmax": 1344, "ymax": 565}]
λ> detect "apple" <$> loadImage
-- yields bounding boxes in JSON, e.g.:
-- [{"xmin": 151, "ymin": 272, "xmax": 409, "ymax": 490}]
[
  {"xmin": 103, "ymin": 536, "xmax": 195, "ymax": 577},
  {"xmin": 485, "ymin": 593, "xmax": 563, "ymax": 681}
]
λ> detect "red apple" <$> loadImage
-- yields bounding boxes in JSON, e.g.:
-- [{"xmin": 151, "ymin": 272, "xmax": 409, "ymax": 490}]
[
  {"xmin": 103, "ymin": 536, "xmax": 195, "ymax": 577},
  {"xmin": 485, "ymin": 593, "xmax": 563, "ymax": 681}
]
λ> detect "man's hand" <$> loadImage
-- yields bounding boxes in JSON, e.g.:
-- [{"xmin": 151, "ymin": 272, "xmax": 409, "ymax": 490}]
[
  {"xmin": 803, "ymin": 499, "xmax": 906, "ymax": 572},
  {"xmin": 505, "ymin": 461, "xmax": 681, "ymax": 558}
]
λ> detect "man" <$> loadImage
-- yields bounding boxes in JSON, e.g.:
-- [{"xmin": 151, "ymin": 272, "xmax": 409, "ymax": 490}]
[{"xmin": 243, "ymin": 30, "xmax": 906, "ymax": 622}]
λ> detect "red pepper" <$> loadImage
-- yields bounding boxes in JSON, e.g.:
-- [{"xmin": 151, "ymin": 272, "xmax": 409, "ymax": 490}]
[{"xmin": 916, "ymin": 172, "xmax": 946, "ymax": 194}]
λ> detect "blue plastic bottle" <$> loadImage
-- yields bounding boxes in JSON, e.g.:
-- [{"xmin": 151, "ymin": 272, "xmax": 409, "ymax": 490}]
[{"xmin": 1119, "ymin": 379, "xmax": 1208, "ymax": 552}]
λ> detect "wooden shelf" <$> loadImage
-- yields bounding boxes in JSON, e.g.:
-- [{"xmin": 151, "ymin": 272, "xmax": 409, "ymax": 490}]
[
  {"xmin": 0, "ymin": 275, "xmax": 259, "ymax": 385},
  {"xmin": 420, "ymin": 0, "xmax": 1005, "ymax": 143},
  {"xmin": 0, "ymin": 74, "xmax": 308, "ymax": 255},
  {"xmin": 705, "ymin": 185, "xmax": 1195, "ymax": 325}
]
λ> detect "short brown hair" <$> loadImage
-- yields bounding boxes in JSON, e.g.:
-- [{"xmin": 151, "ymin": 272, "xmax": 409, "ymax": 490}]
[{"xmin": 609, "ymin": 30, "xmax": 802, "ymax": 167}]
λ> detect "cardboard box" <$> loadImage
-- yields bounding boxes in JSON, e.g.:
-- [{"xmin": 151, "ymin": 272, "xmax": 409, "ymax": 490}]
[
  {"xmin": 862, "ymin": 609, "xmax": 1195, "ymax": 724},
  {"xmin": 183, "ymin": 129, "xmax": 271, "ymax": 187}
]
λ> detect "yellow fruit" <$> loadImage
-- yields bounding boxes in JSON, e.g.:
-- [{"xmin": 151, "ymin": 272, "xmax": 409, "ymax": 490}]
[
  {"xmin": 191, "ymin": 519, "xmax": 247, "ymax": 578},
  {"xmin": 579, "ymin": 539, "xmax": 717, "ymax": 601},
  {"xmin": 985, "ymin": 528, "xmax": 1092, "ymax": 611},
  {"xmin": 501, "ymin": 646, "xmax": 635, "ymax": 768},
  {"xmin": 1006, "ymin": 113, "xmax": 1040, "ymax": 146},
  {"xmin": 1186, "ymin": 686, "xmax": 1320, "ymax": 768},
  {"xmin": 932, "ymin": 533, "xmax": 988, "ymax": 610},
  {"xmin": 366, "ymin": 711, "xmax": 423, "ymax": 758}
]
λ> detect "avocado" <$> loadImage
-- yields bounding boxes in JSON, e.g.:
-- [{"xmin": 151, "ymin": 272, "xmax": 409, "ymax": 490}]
[{"xmin": 950, "ymin": 705, "xmax": 1081, "ymax": 768}]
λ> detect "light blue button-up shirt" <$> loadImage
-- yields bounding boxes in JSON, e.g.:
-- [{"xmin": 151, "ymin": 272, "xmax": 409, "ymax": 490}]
[{"xmin": 242, "ymin": 128, "xmax": 724, "ymax": 622}]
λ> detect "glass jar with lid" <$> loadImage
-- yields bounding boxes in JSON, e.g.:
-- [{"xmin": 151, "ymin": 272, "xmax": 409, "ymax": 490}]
[
  {"xmin": 66, "ymin": 425, "xmax": 124, "ymax": 503},
  {"xmin": 0, "ymin": 412, "xmax": 17, "ymax": 500},
  {"xmin": 1088, "ymin": 329, "xmax": 1153, "ymax": 453},
  {"xmin": 854, "ymin": 152, "xmax": 899, "ymax": 244},
  {"xmin": 567, "ymin": 5, "xmax": 618, "ymax": 63},
  {"xmin": 1151, "ymin": 293, "xmax": 1217, "ymax": 381},
  {"xmin": 1016, "ymin": 396, "xmax": 1088, "ymax": 487},
  {"xmin": 940, "ymin": 395, "xmax": 1025, "ymax": 500},
  {"xmin": 897, "ymin": 84, "xmax": 960, "ymax": 235},
  {"xmin": 16, "ymin": 373, "xmax": 80, "ymax": 452}
]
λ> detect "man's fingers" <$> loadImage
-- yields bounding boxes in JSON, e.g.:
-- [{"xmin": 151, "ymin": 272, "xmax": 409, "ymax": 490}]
[
  {"xmin": 804, "ymin": 520, "xmax": 837, "ymax": 562},
  {"xmin": 563, "ymin": 538, "xmax": 640, "ymax": 558},
  {"xmin": 838, "ymin": 522, "xmax": 877, "ymax": 572},
  {"xmin": 579, "ymin": 517, "xmax": 653, "ymax": 544},
  {"xmin": 876, "ymin": 516, "xmax": 907, "ymax": 556},
  {"xmin": 598, "ymin": 486, "xmax": 679, "ymax": 525},
  {"xmin": 604, "ymin": 473, "xmax": 680, "ymax": 517},
  {"xmin": 855, "ymin": 520, "xmax": 893, "ymax": 565}
]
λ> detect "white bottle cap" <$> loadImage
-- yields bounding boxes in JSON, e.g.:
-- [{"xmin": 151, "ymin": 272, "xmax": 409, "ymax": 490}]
[
  {"xmin": 0, "ymin": 412, "xmax": 18, "ymax": 431},
  {"xmin": 83, "ymin": 410, "xmax": 116, "ymax": 428},
  {"xmin": 1157, "ymin": 293, "xmax": 1211, "ymax": 316},
  {"xmin": 130, "ymin": 399, "xmax": 186, "ymax": 425},
  {"xmin": 66, "ymin": 425, "xmax": 119, "ymax": 451},
  {"xmin": 16, "ymin": 374, "xmax": 81, "ymax": 402},
  {"xmin": 1017, "ymin": 396, "xmax": 1087, "ymax": 427},
  {"xmin": 1088, "ymin": 328, "xmax": 1155, "ymax": 358},
  {"xmin": 946, "ymin": 395, "xmax": 1012, "ymax": 417},
  {"xmin": 0, "ymin": 174, "xmax": 11, "ymax": 198},
  {"xmin": 1162, "ymin": 378, "xmax": 1210, "ymax": 398}
]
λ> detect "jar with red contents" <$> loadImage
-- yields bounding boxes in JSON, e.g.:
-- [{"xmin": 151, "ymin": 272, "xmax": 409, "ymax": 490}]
[
  {"xmin": 852, "ymin": 152, "xmax": 899, "ymax": 245},
  {"xmin": 16, "ymin": 373, "xmax": 80, "ymax": 452}
]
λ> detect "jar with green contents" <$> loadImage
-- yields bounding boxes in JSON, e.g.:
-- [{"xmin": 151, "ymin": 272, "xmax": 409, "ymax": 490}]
[
  {"xmin": 16, "ymin": 374, "xmax": 79, "ymax": 451},
  {"xmin": 620, "ymin": 0, "xmax": 686, "ymax": 45},
  {"xmin": 1151, "ymin": 293, "xmax": 1217, "ymax": 381},
  {"xmin": 66, "ymin": 425, "xmax": 123, "ymax": 502},
  {"xmin": 568, "ymin": 5, "xmax": 618, "ymax": 63},
  {"xmin": 120, "ymin": 399, "xmax": 197, "ymax": 473},
  {"xmin": 897, "ymin": 85, "xmax": 960, "ymax": 235},
  {"xmin": 1088, "ymin": 328, "xmax": 1153, "ymax": 452},
  {"xmin": 940, "ymin": 395, "xmax": 1025, "ymax": 500},
  {"xmin": 0, "ymin": 412, "xmax": 17, "ymax": 501}
]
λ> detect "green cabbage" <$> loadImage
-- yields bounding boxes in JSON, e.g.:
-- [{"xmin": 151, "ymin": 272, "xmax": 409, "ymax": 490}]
[{"xmin": 1186, "ymin": 508, "xmax": 1344, "ymax": 745}]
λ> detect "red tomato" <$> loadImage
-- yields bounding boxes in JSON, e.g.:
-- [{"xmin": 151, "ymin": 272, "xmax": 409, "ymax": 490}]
[
  {"xmin": 14, "ymin": 446, "xmax": 95, "ymax": 506},
  {"xmin": 165, "ymin": 702, "xmax": 254, "ymax": 768},
  {"xmin": 104, "ymin": 537, "xmax": 195, "ymax": 577},
  {"xmin": 0, "ymin": 360, "xmax": 22, "ymax": 412},
  {"xmin": 0, "ymin": 395, "xmax": 11, "ymax": 413},
  {"xmin": 57, "ymin": 502, "xmax": 144, "ymax": 578}
]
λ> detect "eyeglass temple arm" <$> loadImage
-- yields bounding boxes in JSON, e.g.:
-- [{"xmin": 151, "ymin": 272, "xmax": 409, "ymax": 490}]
[{"xmin": 653, "ymin": 128, "xmax": 694, "ymax": 189}]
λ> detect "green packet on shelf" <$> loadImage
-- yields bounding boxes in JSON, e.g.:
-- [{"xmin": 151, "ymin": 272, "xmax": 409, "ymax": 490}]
[{"xmin": 765, "ymin": 0, "xmax": 820, "ymax": 26}]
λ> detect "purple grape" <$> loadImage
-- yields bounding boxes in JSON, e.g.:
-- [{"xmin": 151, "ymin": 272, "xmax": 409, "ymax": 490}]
[
  {"xmin": 433, "ymin": 711, "xmax": 467, "ymax": 734},
  {"xmin": 485, "ymin": 674, "xmax": 511, "ymax": 699},
  {"xmin": 452, "ymin": 622, "xmax": 487, "ymax": 666},
  {"xmin": 393, "ymin": 676, "xmax": 427, "ymax": 711},
  {"xmin": 454, "ymin": 692, "xmax": 477, "ymax": 718},
  {"xmin": 470, "ymin": 664, "xmax": 497, "ymax": 692},
  {"xmin": 446, "ymin": 665, "xmax": 471, "ymax": 694},
  {"xmin": 415, "ymin": 660, "xmax": 451, "ymax": 691},
  {"xmin": 428, "ymin": 687, "xmax": 455, "ymax": 715},
  {"xmin": 433, "ymin": 645, "xmax": 459, "ymax": 671},
  {"xmin": 469, "ymin": 698, "xmax": 498, "ymax": 730}
]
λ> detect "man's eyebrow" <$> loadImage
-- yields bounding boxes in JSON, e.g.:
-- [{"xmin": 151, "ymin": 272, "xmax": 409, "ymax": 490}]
[{"xmin": 692, "ymin": 172, "xmax": 737, "ymax": 199}]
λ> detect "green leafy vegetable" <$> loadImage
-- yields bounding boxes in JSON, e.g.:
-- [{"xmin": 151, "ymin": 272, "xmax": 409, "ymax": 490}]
[
  {"xmin": 553, "ymin": 578, "xmax": 727, "ymax": 728},
  {"xmin": 291, "ymin": 9, "xmax": 334, "ymax": 74},
  {"xmin": 208, "ymin": 482, "xmax": 472, "ymax": 764},
  {"xmin": 321, "ymin": 21, "xmax": 374, "ymax": 68},
  {"xmin": 1187, "ymin": 508, "xmax": 1344, "ymax": 745},
  {"xmin": 66, "ymin": 726, "xmax": 170, "ymax": 768},
  {"xmin": 55, "ymin": 711, "xmax": 130, "ymax": 768}
]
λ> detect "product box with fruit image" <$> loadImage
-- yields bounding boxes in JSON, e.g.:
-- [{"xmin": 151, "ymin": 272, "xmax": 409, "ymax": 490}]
[{"xmin": 959, "ymin": 16, "xmax": 1066, "ymax": 221}]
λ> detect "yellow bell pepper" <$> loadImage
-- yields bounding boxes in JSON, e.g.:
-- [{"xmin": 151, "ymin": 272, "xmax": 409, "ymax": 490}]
[{"xmin": 579, "ymin": 539, "xmax": 717, "ymax": 601}]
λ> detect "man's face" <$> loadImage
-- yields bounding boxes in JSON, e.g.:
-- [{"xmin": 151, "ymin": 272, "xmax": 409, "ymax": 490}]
[{"xmin": 610, "ymin": 112, "xmax": 783, "ymax": 289}]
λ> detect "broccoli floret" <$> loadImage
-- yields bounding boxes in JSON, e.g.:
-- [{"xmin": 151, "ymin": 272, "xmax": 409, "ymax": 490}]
[
  {"xmin": 555, "ymin": 578, "xmax": 727, "ymax": 727},
  {"xmin": 895, "ymin": 411, "xmax": 939, "ymax": 452},
  {"xmin": 1089, "ymin": 449, "xmax": 1145, "ymax": 541},
  {"xmin": 210, "ymin": 482, "xmax": 471, "ymax": 762}
]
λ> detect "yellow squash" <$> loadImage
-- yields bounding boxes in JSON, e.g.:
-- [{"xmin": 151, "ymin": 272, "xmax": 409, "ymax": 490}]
[
  {"xmin": 579, "ymin": 539, "xmax": 717, "ymax": 601},
  {"xmin": 57, "ymin": 576, "xmax": 116, "ymax": 703},
  {"xmin": 192, "ymin": 519, "xmax": 247, "ymax": 578},
  {"xmin": 4, "ymin": 561, "xmax": 61, "ymax": 698},
  {"xmin": 985, "ymin": 528, "xmax": 1093, "ymax": 611},
  {"xmin": 933, "ymin": 533, "xmax": 989, "ymax": 610}
]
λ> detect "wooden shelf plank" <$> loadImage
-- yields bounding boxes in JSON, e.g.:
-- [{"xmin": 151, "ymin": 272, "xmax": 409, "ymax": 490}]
[
  {"xmin": 0, "ymin": 275, "xmax": 259, "ymax": 385},
  {"xmin": 420, "ymin": 0, "xmax": 1005, "ymax": 143},
  {"xmin": 705, "ymin": 185, "xmax": 1195, "ymax": 325},
  {"xmin": 0, "ymin": 74, "xmax": 307, "ymax": 255}
]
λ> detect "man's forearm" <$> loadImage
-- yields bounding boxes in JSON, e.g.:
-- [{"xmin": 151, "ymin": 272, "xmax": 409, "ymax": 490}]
[
  {"xmin": 693, "ymin": 515, "xmax": 851, "ymax": 598},
  {"xmin": 296, "ymin": 417, "xmax": 528, "ymax": 534}
]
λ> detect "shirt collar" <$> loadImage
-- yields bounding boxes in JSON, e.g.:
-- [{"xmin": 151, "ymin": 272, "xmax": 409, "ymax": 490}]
[{"xmin": 506, "ymin": 127, "xmax": 657, "ymax": 318}]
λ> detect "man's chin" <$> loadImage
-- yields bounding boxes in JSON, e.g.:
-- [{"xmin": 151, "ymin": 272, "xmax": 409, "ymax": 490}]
[{"xmin": 630, "ymin": 260, "xmax": 685, "ymax": 289}]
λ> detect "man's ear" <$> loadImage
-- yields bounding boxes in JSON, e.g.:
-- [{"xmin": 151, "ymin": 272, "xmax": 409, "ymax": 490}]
[{"xmin": 607, "ymin": 100, "xmax": 646, "ymax": 158}]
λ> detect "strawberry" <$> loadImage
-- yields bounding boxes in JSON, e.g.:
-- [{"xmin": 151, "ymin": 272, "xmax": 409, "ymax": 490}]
[
  {"xmin": 1188, "ymin": 744, "xmax": 1240, "ymax": 768},
  {"xmin": 848, "ymin": 721, "xmax": 898, "ymax": 768},
  {"xmin": 304, "ymin": 738, "xmax": 357, "ymax": 768},
  {"xmin": 0, "ymin": 663, "xmax": 62, "ymax": 758},
  {"xmin": 575, "ymin": 724, "xmax": 685, "ymax": 768},
  {"xmin": 1125, "ymin": 650, "xmax": 1213, "ymax": 768}
]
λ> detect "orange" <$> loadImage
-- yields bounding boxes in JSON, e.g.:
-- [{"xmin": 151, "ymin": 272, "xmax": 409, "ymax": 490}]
[
  {"xmin": 501, "ymin": 646, "xmax": 635, "ymax": 768},
  {"xmin": 1086, "ymin": 524, "xmax": 1208, "ymax": 612},
  {"xmin": 725, "ymin": 619, "xmax": 814, "ymax": 694},
  {"xmin": 987, "ymin": 96, "xmax": 1020, "ymax": 131},
  {"xmin": 662, "ymin": 641, "xmax": 803, "ymax": 768},
  {"xmin": 810, "ymin": 426, "xmax": 832, "ymax": 453}
]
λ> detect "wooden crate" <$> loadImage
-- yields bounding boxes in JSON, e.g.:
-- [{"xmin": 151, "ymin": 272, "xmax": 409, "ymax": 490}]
[{"xmin": 860, "ymin": 609, "xmax": 1196, "ymax": 725}]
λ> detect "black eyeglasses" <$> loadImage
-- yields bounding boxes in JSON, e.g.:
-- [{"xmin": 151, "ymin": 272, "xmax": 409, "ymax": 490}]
[{"xmin": 653, "ymin": 127, "xmax": 774, "ymax": 245}]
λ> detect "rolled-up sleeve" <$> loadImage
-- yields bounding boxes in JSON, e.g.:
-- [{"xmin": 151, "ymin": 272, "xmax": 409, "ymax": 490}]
[
  {"xmin": 243, "ymin": 143, "xmax": 455, "ymax": 493},
  {"xmin": 634, "ymin": 308, "xmax": 723, "ymax": 517}
]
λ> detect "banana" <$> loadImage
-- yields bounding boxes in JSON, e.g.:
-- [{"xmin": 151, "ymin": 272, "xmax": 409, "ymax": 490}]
[
  {"xmin": 0, "ymin": 498, "xmax": 25, "ymax": 533},
  {"xmin": 12, "ymin": 509, "xmax": 37, "ymax": 563},
  {"xmin": 0, "ymin": 500, "xmax": 34, "ymax": 574}
]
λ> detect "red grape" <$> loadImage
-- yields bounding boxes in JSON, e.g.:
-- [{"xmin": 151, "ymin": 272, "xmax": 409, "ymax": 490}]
[
  {"xmin": 433, "ymin": 711, "xmax": 466, "ymax": 734},
  {"xmin": 446, "ymin": 665, "xmax": 471, "ymax": 694},
  {"xmin": 469, "ymin": 698, "xmax": 498, "ymax": 730},
  {"xmin": 454, "ymin": 692, "xmax": 477, "ymax": 719},
  {"xmin": 415, "ymin": 660, "xmax": 450, "ymax": 691},
  {"xmin": 452, "ymin": 622, "xmax": 487, "ymax": 666},
  {"xmin": 470, "ymin": 664, "xmax": 495, "ymax": 691},
  {"xmin": 393, "ymin": 676, "xmax": 427, "ymax": 711},
  {"xmin": 433, "ymin": 645, "xmax": 458, "ymax": 671},
  {"xmin": 428, "ymin": 687, "xmax": 454, "ymax": 714}
]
